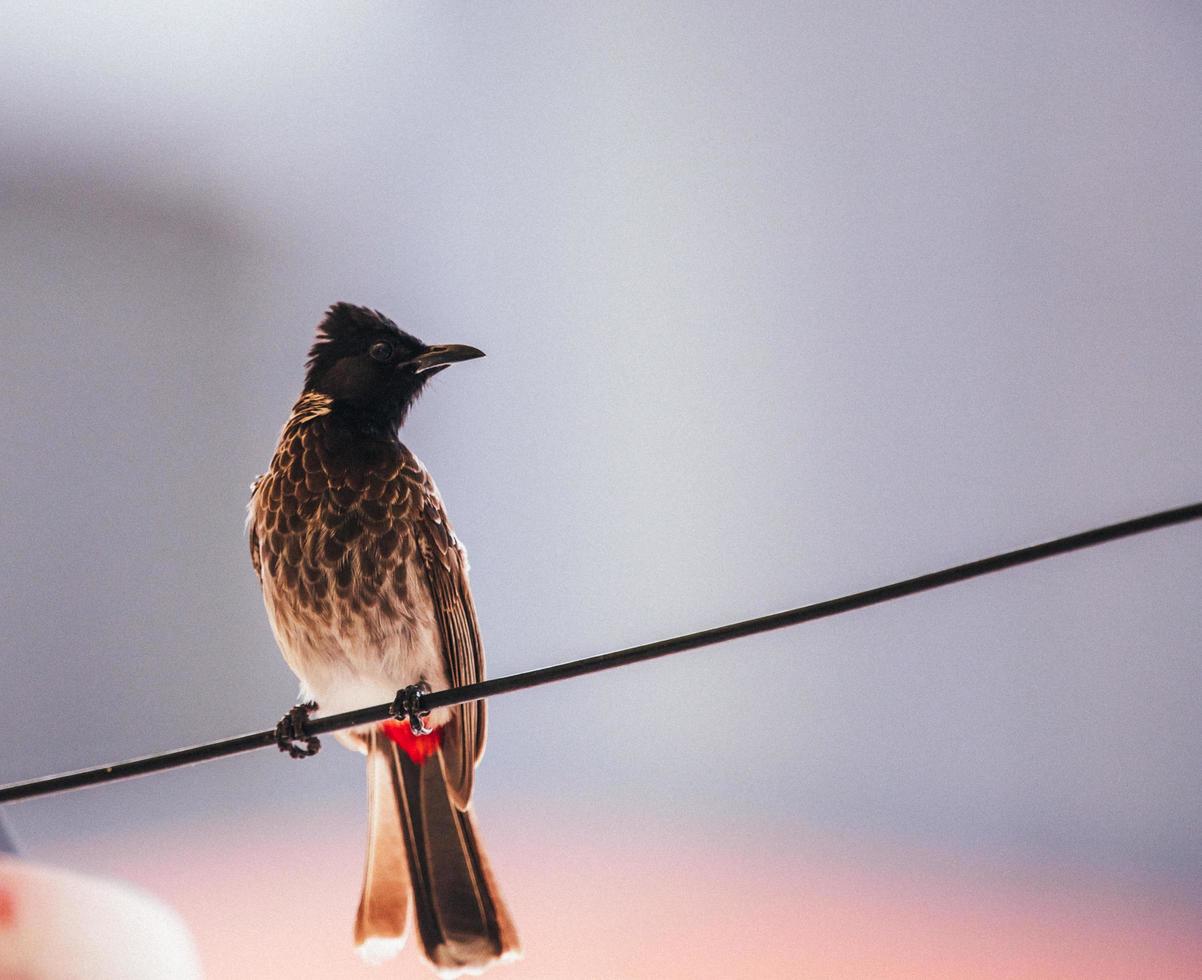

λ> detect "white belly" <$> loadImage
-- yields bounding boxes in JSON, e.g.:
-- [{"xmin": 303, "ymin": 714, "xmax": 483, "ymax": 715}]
[{"xmin": 261, "ymin": 555, "xmax": 454, "ymax": 732}]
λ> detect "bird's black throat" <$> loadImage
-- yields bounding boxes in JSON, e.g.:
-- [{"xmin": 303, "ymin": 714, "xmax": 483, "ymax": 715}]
[{"xmin": 325, "ymin": 398, "xmax": 409, "ymax": 446}]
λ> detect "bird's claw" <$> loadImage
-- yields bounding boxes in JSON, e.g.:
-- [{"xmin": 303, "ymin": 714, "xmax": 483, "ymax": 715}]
[
  {"xmin": 275, "ymin": 701, "xmax": 321, "ymax": 759},
  {"xmin": 391, "ymin": 683, "xmax": 432, "ymax": 736}
]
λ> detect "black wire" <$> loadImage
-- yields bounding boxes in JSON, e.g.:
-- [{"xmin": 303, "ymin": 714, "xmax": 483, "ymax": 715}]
[{"xmin": 2, "ymin": 500, "xmax": 1199, "ymax": 805}]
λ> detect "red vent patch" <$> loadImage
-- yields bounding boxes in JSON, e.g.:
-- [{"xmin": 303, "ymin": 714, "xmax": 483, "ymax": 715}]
[{"xmin": 381, "ymin": 720, "xmax": 443, "ymax": 765}]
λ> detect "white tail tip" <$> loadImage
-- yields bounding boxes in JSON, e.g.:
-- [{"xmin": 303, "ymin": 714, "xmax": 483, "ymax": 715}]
[{"xmin": 357, "ymin": 936, "xmax": 405, "ymax": 965}]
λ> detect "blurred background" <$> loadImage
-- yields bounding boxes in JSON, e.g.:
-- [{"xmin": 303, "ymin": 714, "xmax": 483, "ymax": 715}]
[{"xmin": 2, "ymin": 3, "xmax": 1200, "ymax": 977}]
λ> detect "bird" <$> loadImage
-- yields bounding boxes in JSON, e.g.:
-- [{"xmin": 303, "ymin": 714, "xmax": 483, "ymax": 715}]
[{"xmin": 247, "ymin": 302, "xmax": 519, "ymax": 976}]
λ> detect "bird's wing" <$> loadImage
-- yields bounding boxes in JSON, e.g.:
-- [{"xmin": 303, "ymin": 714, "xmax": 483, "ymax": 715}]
[
  {"xmin": 412, "ymin": 464, "xmax": 486, "ymax": 811},
  {"xmin": 248, "ymin": 474, "xmax": 265, "ymax": 582}
]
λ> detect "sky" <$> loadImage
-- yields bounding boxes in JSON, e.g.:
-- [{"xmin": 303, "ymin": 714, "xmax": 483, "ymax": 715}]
[{"xmin": 1, "ymin": 3, "xmax": 1200, "ymax": 977}]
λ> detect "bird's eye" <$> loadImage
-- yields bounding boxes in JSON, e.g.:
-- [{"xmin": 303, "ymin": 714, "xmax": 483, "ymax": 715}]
[{"xmin": 369, "ymin": 341, "xmax": 394, "ymax": 363}]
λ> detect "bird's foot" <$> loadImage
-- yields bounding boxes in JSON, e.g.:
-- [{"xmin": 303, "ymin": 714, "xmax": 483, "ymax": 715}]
[
  {"xmin": 390, "ymin": 683, "xmax": 432, "ymax": 736},
  {"xmin": 275, "ymin": 701, "xmax": 321, "ymax": 759}
]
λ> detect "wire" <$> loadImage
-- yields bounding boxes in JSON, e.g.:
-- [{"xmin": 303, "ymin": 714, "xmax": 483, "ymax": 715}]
[{"xmin": 2, "ymin": 500, "xmax": 1199, "ymax": 805}]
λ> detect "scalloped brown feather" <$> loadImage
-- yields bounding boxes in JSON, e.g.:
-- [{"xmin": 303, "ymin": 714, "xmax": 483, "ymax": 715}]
[{"xmin": 248, "ymin": 381, "xmax": 515, "ymax": 975}]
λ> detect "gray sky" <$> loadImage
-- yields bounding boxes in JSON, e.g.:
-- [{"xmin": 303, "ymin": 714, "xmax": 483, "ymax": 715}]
[{"xmin": 1, "ymin": 0, "xmax": 1200, "ymax": 913}]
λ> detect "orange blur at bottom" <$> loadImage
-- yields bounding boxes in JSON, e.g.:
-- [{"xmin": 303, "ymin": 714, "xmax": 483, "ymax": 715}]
[{"xmin": 46, "ymin": 806, "xmax": 1202, "ymax": 980}]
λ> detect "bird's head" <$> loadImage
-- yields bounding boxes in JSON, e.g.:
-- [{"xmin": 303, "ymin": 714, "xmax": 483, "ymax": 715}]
[{"xmin": 303, "ymin": 303, "xmax": 484, "ymax": 428}]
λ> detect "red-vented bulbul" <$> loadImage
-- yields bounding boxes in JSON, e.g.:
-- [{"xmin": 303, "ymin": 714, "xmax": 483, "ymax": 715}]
[{"xmin": 248, "ymin": 303, "xmax": 519, "ymax": 975}]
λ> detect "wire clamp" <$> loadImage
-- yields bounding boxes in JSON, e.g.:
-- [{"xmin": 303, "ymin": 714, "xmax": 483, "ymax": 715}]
[
  {"xmin": 275, "ymin": 702, "xmax": 321, "ymax": 759},
  {"xmin": 391, "ymin": 683, "xmax": 432, "ymax": 736}
]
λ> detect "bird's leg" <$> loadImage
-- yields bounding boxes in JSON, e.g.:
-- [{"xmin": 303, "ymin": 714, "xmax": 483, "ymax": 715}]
[
  {"xmin": 275, "ymin": 701, "xmax": 321, "ymax": 759},
  {"xmin": 390, "ymin": 683, "xmax": 432, "ymax": 736}
]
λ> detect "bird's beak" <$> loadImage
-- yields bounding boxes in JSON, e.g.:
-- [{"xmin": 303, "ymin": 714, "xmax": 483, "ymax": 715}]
[{"xmin": 407, "ymin": 343, "xmax": 486, "ymax": 374}]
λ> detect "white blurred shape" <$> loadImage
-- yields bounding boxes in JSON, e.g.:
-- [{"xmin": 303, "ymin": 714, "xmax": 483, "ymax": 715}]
[{"xmin": 0, "ymin": 856, "xmax": 202, "ymax": 980}]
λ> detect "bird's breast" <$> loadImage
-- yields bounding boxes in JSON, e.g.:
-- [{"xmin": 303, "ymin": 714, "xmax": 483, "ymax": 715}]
[{"xmin": 250, "ymin": 410, "xmax": 449, "ymax": 701}]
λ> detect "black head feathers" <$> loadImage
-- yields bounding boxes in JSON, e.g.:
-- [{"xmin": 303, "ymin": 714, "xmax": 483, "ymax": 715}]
[
  {"xmin": 305, "ymin": 304, "xmax": 425, "ymax": 381},
  {"xmin": 300, "ymin": 303, "xmax": 483, "ymax": 430},
  {"xmin": 301, "ymin": 302, "xmax": 487, "ymax": 432},
  {"xmin": 316, "ymin": 303, "xmax": 418, "ymax": 343}
]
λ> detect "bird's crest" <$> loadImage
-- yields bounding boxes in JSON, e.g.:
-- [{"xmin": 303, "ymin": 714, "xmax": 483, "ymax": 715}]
[{"xmin": 304, "ymin": 303, "xmax": 423, "ymax": 388}]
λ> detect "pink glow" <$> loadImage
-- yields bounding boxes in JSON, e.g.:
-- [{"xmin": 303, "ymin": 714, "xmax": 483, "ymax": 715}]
[{"xmin": 46, "ymin": 805, "xmax": 1202, "ymax": 979}]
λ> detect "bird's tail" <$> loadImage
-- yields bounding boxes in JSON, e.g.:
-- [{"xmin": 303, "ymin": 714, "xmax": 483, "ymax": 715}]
[{"xmin": 355, "ymin": 727, "xmax": 520, "ymax": 977}]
